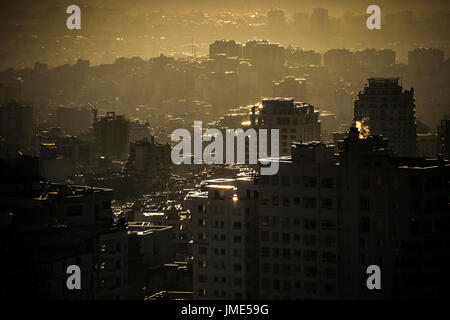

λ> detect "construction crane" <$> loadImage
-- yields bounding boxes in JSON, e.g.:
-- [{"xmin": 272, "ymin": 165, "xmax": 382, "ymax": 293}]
[{"xmin": 87, "ymin": 102, "xmax": 98, "ymax": 125}]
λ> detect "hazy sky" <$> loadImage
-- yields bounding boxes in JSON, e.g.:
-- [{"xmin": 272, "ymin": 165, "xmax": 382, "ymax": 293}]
[{"xmin": 2, "ymin": 0, "xmax": 450, "ymax": 16}]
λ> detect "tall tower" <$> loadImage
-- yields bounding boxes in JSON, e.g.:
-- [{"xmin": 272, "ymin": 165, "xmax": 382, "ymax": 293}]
[{"xmin": 354, "ymin": 78, "xmax": 417, "ymax": 157}]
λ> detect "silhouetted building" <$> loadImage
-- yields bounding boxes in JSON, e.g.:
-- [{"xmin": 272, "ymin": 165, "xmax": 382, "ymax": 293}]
[
  {"xmin": 354, "ymin": 78, "xmax": 417, "ymax": 157},
  {"xmin": 267, "ymin": 9, "xmax": 285, "ymax": 27},
  {"xmin": 0, "ymin": 172, "xmax": 128, "ymax": 299},
  {"xmin": 0, "ymin": 101, "xmax": 33, "ymax": 150},
  {"xmin": 94, "ymin": 112, "xmax": 129, "ymax": 160},
  {"xmin": 187, "ymin": 177, "xmax": 259, "ymax": 299},
  {"xmin": 417, "ymin": 133, "xmax": 438, "ymax": 158},
  {"xmin": 257, "ymin": 142, "xmax": 339, "ymax": 299},
  {"xmin": 128, "ymin": 223, "xmax": 175, "ymax": 299},
  {"xmin": 251, "ymin": 98, "xmax": 321, "ymax": 155},
  {"xmin": 323, "ymin": 49, "xmax": 354, "ymax": 73},
  {"xmin": 285, "ymin": 48, "xmax": 321, "ymax": 66},
  {"xmin": 310, "ymin": 8, "xmax": 329, "ymax": 35},
  {"xmin": 438, "ymin": 119, "xmax": 450, "ymax": 160},
  {"xmin": 408, "ymin": 48, "xmax": 444, "ymax": 75},
  {"xmin": 128, "ymin": 137, "xmax": 171, "ymax": 192},
  {"xmin": 209, "ymin": 40, "xmax": 242, "ymax": 59},
  {"xmin": 338, "ymin": 128, "xmax": 450, "ymax": 299},
  {"xmin": 273, "ymin": 76, "xmax": 307, "ymax": 102}
]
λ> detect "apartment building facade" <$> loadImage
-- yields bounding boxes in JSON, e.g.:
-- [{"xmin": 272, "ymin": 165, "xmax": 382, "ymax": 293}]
[
  {"xmin": 188, "ymin": 177, "xmax": 259, "ymax": 300},
  {"xmin": 250, "ymin": 98, "xmax": 321, "ymax": 156}
]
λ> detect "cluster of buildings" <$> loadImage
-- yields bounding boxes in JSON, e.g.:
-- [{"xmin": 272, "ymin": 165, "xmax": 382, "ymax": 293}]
[
  {"xmin": 189, "ymin": 130, "xmax": 449, "ymax": 299},
  {"xmin": 0, "ymin": 18, "xmax": 449, "ymax": 300}
]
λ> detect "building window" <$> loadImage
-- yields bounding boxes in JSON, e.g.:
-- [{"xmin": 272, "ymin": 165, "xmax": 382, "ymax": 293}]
[
  {"xmin": 303, "ymin": 176, "xmax": 317, "ymax": 188},
  {"xmin": 322, "ymin": 252, "xmax": 336, "ymax": 263},
  {"xmin": 360, "ymin": 217, "xmax": 370, "ymax": 232},
  {"xmin": 304, "ymin": 219, "xmax": 317, "ymax": 230},
  {"xmin": 360, "ymin": 197, "xmax": 370, "ymax": 211},
  {"xmin": 283, "ymin": 197, "xmax": 290, "ymax": 207},
  {"xmin": 304, "ymin": 250, "xmax": 317, "ymax": 262},
  {"xmin": 321, "ymin": 199, "xmax": 333, "ymax": 209},
  {"xmin": 322, "ymin": 221, "xmax": 336, "ymax": 231},
  {"xmin": 304, "ymin": 234, "xmax": 317, "ymax": 245},
  {"xmin": 304, "ymin": 266, "xmax": 317, "ymax": 278},
  {"xmin": 272, "ymin": 196, "xmax": 279, "ymax": 206},
  {"xmin": 303, "ymin": 197, "xmax": 317, "ymax": 209},
  {"xmin": 322, "ymin": 177, "xmax": 334, "ymax": 188}
]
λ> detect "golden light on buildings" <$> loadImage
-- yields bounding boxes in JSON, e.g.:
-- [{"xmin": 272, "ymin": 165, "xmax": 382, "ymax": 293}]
[{"xmin": 355, "ymin": 117, "xmax": 370, "ymax": 139}]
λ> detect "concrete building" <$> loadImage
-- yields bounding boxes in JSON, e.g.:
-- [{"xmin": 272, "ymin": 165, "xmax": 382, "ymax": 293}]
[
  {"xmin": 250, "ymin": 98, "xmax": 321, "ymax": 155},
  {"xmin": 323, "ymin": 49, "xmax": 354, "ymax": 73},
  {"xmin": 128, "ymin": 137, "xmax": 171, "ymax": 192},
  {"xmin": 267, "ymin": 9, "xmax": 286, "ymax": 27},
  {"xmin": 285, "ymin": 48, "xmax": 321, "ymax": 66},
  {"xmin": 417, "ymin": 133, "xmax": 438, "ymax": 158},
  {"xmin": 187, "ymin": 177, "xmax": 259, "ymax": 299},
  {"xmin": 0, "ymin": 101, "xmax": 33, "ymax": 151},
  {"xmin": 408, "ymin": 48, "xmax": 444, "ymax": 75},
  {"xmin": 272, "ymin": 76, "xmax": 308, "ymax": 103},
  {"xmin": 437, "ymin": 119, "xmax": 450, "ymax": 160},
  {"xmin": 94, "ymin": 112, "xmax": 129, "ymax": 160},
  {"xmin": 129, "ymin": 120, "xmax": 152, "ymax": 143},
  {"xmin": 0, "ymin": 168, "xmax": 128, "ymax": 300},
  {"xmin": 257, "ymin": 142, "xmax": 339, "ymax": 299},
  {"xmin": 338, "ymin": 128, "xmax": 450, "ymax": 299},
  {"xmin": 188, "ymin": 128, "xmax": 449, "ymax": 300},
  {"xmin": 354, "ymin": 78, "xmax": 417, "ymax": 157},
  {"xmin": 209, "ymin": 40, "xmax": 243, "ymax": 59},
  {"xmin": 310, "ymin": 8, "xmax": 330, "ymax": 35},
  {"xmin": 127, "ymin": 222, "xmax": 175, "ymax": 299}
]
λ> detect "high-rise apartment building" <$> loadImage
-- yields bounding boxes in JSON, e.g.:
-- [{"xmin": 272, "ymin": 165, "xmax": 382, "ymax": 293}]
[
  {"xmin": 250, "ymin": 98, "xmax": 321, "ymax": 155},
  {"xmin": 209, "ymin": 40, "xmax": 243, "ymax": 59},
  {"xmin": 257, "ymin": 142, "xmax": 339, "ymax": 299},
  {"xmin": 354, "ymin": 78, "xmax": 417, "ymax": 157},
  {"xmin": 338, "ymin": 128, "xmax": 450, "ymax": 298},
  {"xmin": 189, "ymin": 128, "xmax": 449, "ymax": 300},
  {"xmin": 188, "ymin": 177, "xmax": 259, "ymax": 300},
  {"xmin": 0, "ymin": 101, "xmax": 33, "ymax": 150},
  {"xmin": 94, "ymin": 112, "xmax": 130, "ymax": 160}
]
